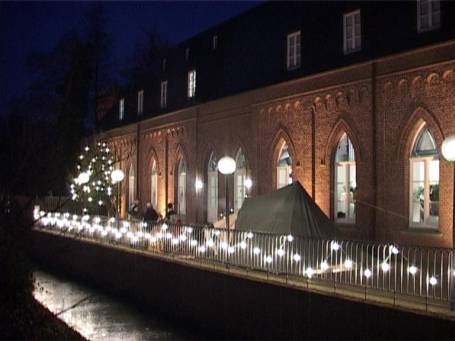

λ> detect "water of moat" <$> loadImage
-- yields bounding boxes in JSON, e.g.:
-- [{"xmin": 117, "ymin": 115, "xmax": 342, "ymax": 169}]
[{"xmin": 33, "ymin": 268, "xmax": 203, "ymax": 340}]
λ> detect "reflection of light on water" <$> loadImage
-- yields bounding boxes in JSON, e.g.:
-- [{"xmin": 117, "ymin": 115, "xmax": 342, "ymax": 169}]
[{"xmin": 33, "ymin": 270, "xmax": 184, "ymax": 340}]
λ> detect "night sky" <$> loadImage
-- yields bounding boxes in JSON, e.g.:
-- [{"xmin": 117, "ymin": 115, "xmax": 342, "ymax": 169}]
[{"xmin": 0, "ymin": 1, "xmax": 260, "ymax": 114}]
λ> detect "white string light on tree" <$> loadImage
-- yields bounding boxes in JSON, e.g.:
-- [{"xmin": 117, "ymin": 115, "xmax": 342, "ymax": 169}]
[{"xmin": 71, "ymin": 142, "xmax": 116, "ymax": 215}]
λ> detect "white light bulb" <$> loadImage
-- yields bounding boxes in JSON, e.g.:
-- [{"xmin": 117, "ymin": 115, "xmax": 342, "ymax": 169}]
[
  {"xmin": 198, "ymin": 246, "xmax": 206, "ymax": 253},
  {"xmin": 381, "ymin": 262, "xmax": 390, "ymax": 272},
  {"xmin": 244, "ymin": 178, "xmax": 253, "ymax": 189},
  {"xmin": 429, "ymin": 276, "xmax": 438, "ymax": 286},
  {"xmin": 331, "ymin": 241, "xmax": 340, "ymax": 251},
  {"xmin": 293, "ymin": 254, "xmax": 301, "ymax": 262},
  {"xmin": 287, "ymin": 234, "xmax": 294, "ymax": 242},
  {"xmin": 240, "ymin": 241, "xmax": 247, "ymax": 249},
  {"xmin": 344, "ymin": 259, "xmax": 353, "ymax": 269},
  {"xmin": 306, "ymin": 267, "xmax": 315, "ymax": 278},
  {"xmin": 277, "ymin": 249, "xmax": 285, "ymax": 257},
  {"xmin": 190, "ymin": 240, "xmax": 198, "ymax": 247},
  {"xmin": 265, "ymin": 255, "xmax": 273, "ymax": 264},
  {"xmin": 364, "ymin": 269, "xmax": 372, "ymax": 278},
  {"xmin": 320, "ymin": 260, "xmax": 329, "ymax": 271},
  {"xmin": 247, "ymin": 232, "xmax": 254, "ymax": 239},
  {"xmin": 408, "ymin": 265, "xmax": 418, "ymax": 275},
  {"xmin": 220, "ymin": 242, "xmax": 228, "ymax": 250},
  {"xmin": 161, "ymin": 223, "xmax": 168, "ymax": 230},
  {"xmin": 391, "ymin": 246, "xmax": 399, "ymax": 255},
  {"xmin": 228, "ymin": 246, "xmax": 235, "ymax": 254},
  {"xmin": 253, "ymin": 247, "xmax": 261, "ymax": 255}
]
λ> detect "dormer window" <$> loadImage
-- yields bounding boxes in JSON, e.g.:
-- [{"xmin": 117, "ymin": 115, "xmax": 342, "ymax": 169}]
[
  {"xmin": 119, "ymin": 98, "xmax": 124, "ymax": 121},
  {"xmin": 417, "ymin": 0, "xmax": 440, "ymax": 32},
  {"xmin": 187, "ymin": 70, "xmax": 196, "ymax": 98},
  {"xmin": 286, "ymin": 31, "xmax": 301, "ymax": 70},
  {"xmin": 185, "ymin": 48, "xmax": 190, "ymax": 61},
  {"xmin": 137, "ymin": 90, "xmax": 144, "ymax": 115},
  {"xmin": 212, "ymin": 35, "xmax": 218, "ymax": 50},
  {"xmin": 343, "ymin": 10, "xmax": 361, "ymax": 54}
]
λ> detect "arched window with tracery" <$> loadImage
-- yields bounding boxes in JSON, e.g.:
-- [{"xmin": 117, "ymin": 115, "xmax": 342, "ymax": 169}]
[
  {"xmin": 277, "ymin": 142, "xmax": 292, "ymax": 189},
  {"xmin": 150, "ymin": 159, "xmax": 158, "ymax": 210},
  {"xmin": 128, "ymin": 164, "xmax": 135, "ymax": 209},
  {"xmin": 177, "ymin": 158, "xmax": 187, "ymax": 216},
  {"xmin": 207, "ymin": 153, "xmax": 218, "ymax": 222},
  {"xmin": 334, "ymin": 133, "xmax": 356, "ymax": 223},
  {"xmin": 410, "ymin": 127, "xmax": 439, "ymax": 228},
  {"xmin": 234, "ymin": 148, "xmax": 247, "ymax": 211}
]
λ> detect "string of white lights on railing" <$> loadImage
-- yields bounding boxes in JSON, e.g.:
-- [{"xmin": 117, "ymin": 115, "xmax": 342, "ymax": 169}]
[{"xmin": 34, "ymin": 208, "xmax": 445, "ymax": 292}]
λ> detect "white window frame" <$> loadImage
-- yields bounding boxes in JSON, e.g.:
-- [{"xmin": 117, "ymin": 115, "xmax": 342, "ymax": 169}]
[
  {"xmin": 335, "ymin": 161, "xmax": 356, "ymax": 224},
  {"xmin": 207, "ymin": 170, "xmax": 218, "ymax": 223},
  {"xmin": 276, "ymin": 143, "xmax": 292, "ymax": 189},
  {"xmin": 178, "ymin": 159, "xmax": 186, "ymax": 217},
  {"xmin": 212, "ymin": 35, "xmax": 218, "ymax": 50},
  {"xmin": 128, "ymin": 165, "xmax": 135, "ymax": 209},
  {"xmin": 137, "ymin": 90, "xmax": 144, "ymax": 115},
  {"xmin": 417, "ymin": 0, "xmax": 441, "ymax": 32},
  {"xmin": 234, "ymin": 168, "xmax": 246, "ymax": 212},
  {"xmin": 160, "ymin": 81, "xmax": 167, "ymax": 109},
  {"xmin": 409, "ymin": 156, "xmax": 439, "ymax": 228},
  {"xmin": 187, "ymin": 70, "xmax": 196, "ymax": 99},
  {"xmin": 286, "ymin": 31, "xmax": 301, "ymax": 70},
  {"xmin": 151, "ymin": 160, "xmax": 158, "ymax": 210},
  {"xmin": 343, "ymin": 10, "xmax": 361, "ymax": 54},
  {"xmin": 119, "ymin": 98, "xmax": 125, "ymax": 120}
]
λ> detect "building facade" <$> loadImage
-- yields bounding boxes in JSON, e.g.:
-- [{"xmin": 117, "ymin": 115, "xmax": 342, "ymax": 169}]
[{"xmin": 97, "ymin": 1, "xmax": 455, "ymax": 248}]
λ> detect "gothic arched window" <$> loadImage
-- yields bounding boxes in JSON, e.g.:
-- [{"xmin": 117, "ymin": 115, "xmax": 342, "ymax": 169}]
[
  {"xmin": 410, "ymin": 128, "xmax": 439, "ymax": 228},
  {"xmin": 334, "ymin": 133, "xmax": 356, "ymax": 223}
]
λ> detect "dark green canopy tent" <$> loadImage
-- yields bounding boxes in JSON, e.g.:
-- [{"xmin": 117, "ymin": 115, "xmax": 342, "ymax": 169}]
[{"xmin": 235, "ymin": 181, "xmax": 336, "ymax": 239}]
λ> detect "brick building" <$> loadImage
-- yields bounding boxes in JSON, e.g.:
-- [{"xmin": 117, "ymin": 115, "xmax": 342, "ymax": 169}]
[{"xmin": 97, "ymin": 1, "xmax": 455, "ymax": 248}]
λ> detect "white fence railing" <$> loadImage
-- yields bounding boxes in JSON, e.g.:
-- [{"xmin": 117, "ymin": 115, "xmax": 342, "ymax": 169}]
[{"xmin": 34, "ymin": 210, "xmax": 455, "ymax": 310}]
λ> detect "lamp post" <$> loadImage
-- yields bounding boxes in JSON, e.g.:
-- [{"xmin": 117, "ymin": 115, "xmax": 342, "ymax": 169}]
[
  {"xmin": 218, "ymin": 156, "xmax": 236, "ymax": 260},
  {"xmin": 111, "ymin": 169, "xmax": 125, "ymax": 218}
]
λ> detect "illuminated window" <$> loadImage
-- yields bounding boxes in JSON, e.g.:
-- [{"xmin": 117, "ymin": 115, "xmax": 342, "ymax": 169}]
[
  {"xmin": 417, "ymin": 0, "xmax": 440, "ymax": 32},
  {"xmin": 410, "ymin": 128, "xmax": 439, "ymax": 228},
  {"xmin": 286, "ymin": 31, "xmax": 301, "ymax": 70},
  {"xmin": 234, "ymin": 149, "xmax": 247, "ymax": 211},
  {"xmin": 187, "ymin": 70, "xmax": 196, "ymax": 98},
  {"xmin": 160, "ymin": 81, "xmax": 167, "ymax": 108},
  {"xmin": 207, "ymin": 153, "xmax": 218, "ymax": 223},
  {"xmin": 277, "ymin": 143, "xmax": 292, "ymax": 189},
  {"xmin": 177, "ymin": 158, "xmax": 187, "ymax": 216},
  {"xmin": 334, "ymin": 134, "xmax": 356, "ymax": 223},
  {"xmin": 119, "ymin": 98, "xmax": 125, "ymax": 120},
  {"xmin": 343, "ymin": 10, "xmax": 361, "ymax": 54},
  {"xmin": 128, "ymin": 164, "xmax": 135, "ymax": 209},
  {"xmin": 212, "ymin": 35, "xmax": 218, "ymax": 50},
  {"xmin": 151, "ymin": 159, "xmax": 158, "ymax": 210},
  {"xmin": 137, "ymin": 90, "xmax": 144, "ymax": 115}
]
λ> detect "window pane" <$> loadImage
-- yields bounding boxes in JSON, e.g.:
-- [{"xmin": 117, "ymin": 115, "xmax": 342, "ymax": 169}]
[
  {"xmin": 432, "ymin": 12, "xmax": 440, "ymax": 26},
  {"xmin": 348, "ymin": 164, "xmax": 356, "ymax": 219},
  {"xmin": 336, "ymin": 164, "xmax": 347, "ymax": 220},
  {"xmin": 432, "ymin": 0, "xmax": 440, "ymax": 11},
  {"xmin": 411, "ymin": 181, "xmax": 425, "ymax": 224},
  {"xmin": 412, "ymin": 160, "xmax": 425, "ymax": 181}
]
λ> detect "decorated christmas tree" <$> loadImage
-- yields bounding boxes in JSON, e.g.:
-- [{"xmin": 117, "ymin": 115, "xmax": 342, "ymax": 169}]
[{"xmin": 70, "ymin": 141, "xmax": 119, "ymax": 215}]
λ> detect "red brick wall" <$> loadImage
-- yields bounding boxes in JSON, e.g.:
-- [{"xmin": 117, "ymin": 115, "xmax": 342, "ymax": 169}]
[{"xmin": 100, "ymin": 42, "xmax": 455, "ymax": 248}]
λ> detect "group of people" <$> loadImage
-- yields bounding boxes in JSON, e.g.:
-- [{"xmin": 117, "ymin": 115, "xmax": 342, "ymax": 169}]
[{"xmin": 128, "ymin": 200, "xmax": 179, "ymax": 224}]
